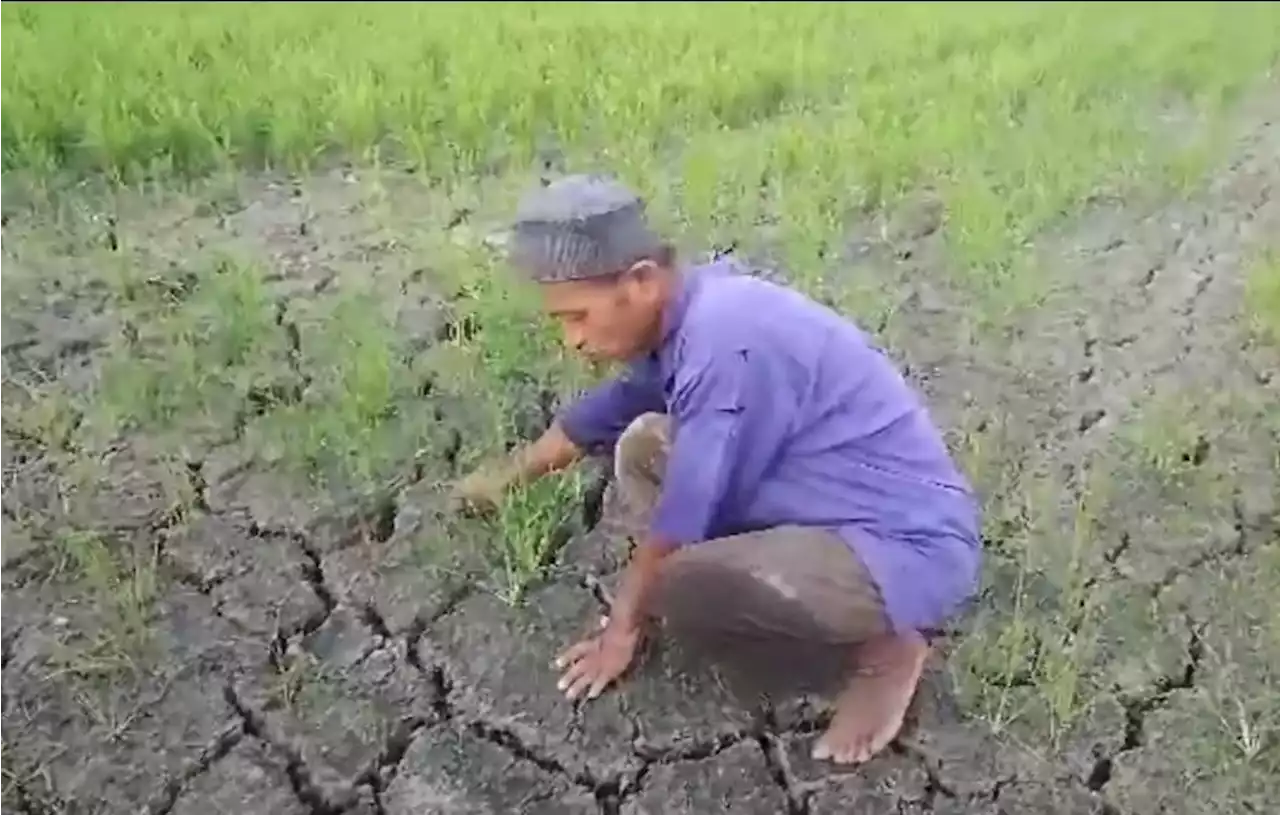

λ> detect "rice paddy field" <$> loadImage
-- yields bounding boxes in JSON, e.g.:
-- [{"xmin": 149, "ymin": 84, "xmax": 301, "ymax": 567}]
[{"xmin": 2, "ymin": 3, "xmax": 1279, "ymax": 813}]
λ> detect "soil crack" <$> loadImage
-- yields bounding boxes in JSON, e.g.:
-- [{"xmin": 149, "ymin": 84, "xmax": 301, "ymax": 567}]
[
  {"xmin": 633, "ymin": 727, "xmax": 753, "ymax": 763},
  {"xmin": 143, "ymin": 720, "xmax": 244, "ymax": 815},
  {"xmin": 1150, "ymin": 493, "xmax": 1255, "ymax": 599},
  {"xmin": 358, "ymin": 602, "xmax": 394, "ymax": 642},
  {"xmin": 757, "ymin": 730, "xmax": 811, "ymax": 815},
  {"xmin": 222, "ymin": 682, "xmax": 346, "ymax": 815},
  {"xmin": 404, "ymin": 651, "xmax": 643, "ymax": 810},
  {"xmin": 1086, "ymin": 614, "xmax": 1204, "ymax": 794},
  {"xmin": 402, "ymin": 584, "xmax": 474, "ymax": 653},
  {"xmin": 248, "ymin": 521, "xmax": 337, "ymax": 640},
  {"xmin": 467, "ymin": 719, "xmax": 597, "ymax": 787},
  {"xmin": 1, "ymin": 628, "xmax": 16, "ymax": 669},
  {"xmin": 581, "ymin": 467, "xmax": 609, "ymax": 532},
  {"xmin": 183, "ymin": 459, "xmax": 212, "ymax": 513},
  {"xmin": 355, "ymin": 714, "xmax": 429, "ymax": 807}
]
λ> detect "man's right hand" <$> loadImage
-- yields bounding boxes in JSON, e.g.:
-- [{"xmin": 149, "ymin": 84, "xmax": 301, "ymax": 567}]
[
  {"xmin": 447, "ymin": 467, "xmax": 513, "ymax": 517},
  {"xmin": 446, "ymin": 421, "xmax": 585, "ymax": 517}
]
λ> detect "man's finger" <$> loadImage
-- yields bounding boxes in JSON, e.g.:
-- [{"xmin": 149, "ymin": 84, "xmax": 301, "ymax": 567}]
[
  {"xmin": 554, "ymin": 637, "xmax": 598, "ymax": 669},
  {"xmin": 586, "ymin": 670, "xmax": 615, "ymax": 700},
  {"xmin": 564, "ymin": 668, "xmax": 598, "ymax": 701},
  {"xmin": 556, "ymin": 658, "xmax": 591, "ymax": 693},
  {"xmin": 556, "ymin": 649, "xmax": 597, "ymax": 692}
]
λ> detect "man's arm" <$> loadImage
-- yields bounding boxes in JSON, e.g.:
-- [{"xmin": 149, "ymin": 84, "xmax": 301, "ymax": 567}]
[
  {"xmin": 498, "ymin": 358, "xmax": 667, "ymax": 487},
  {"xmin": 557, "ymin": 357, "xmax": 667, "ymax": 457},
  {"xmin": 499, "ymin": 420, "xmax": 584, "ymax": 486},
  {"xmin": 604, "ymin": 344, "xmax": 795, "ymax": 635}
]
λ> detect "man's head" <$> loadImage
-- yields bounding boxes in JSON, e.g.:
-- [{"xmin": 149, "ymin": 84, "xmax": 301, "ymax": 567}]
[{"xmin": 508, "ymin": 174, "xmax": 677, "ymax": 363}]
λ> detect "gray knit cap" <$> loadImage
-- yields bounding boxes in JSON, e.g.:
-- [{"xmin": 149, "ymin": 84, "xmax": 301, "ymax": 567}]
[{"xmin": 508, "ymin": 174, "xmax": 664, "ymax": 282}]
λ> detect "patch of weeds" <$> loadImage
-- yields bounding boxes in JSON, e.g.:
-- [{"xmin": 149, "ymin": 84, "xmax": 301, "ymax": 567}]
[
  {"xmin": 3, "ymin": 375, "xmax": 84, "ymax": 457},
  {"xmin": 947, "ymin": 409, "xmax": 1023, "ymax": 502},
  {"xmin": 1196, "ymin": 553, "xmax": 1280, "ymax": 768},
  {"xmin": 953, "ymin": 595, "xmax": 1103, "ymax": 751},
  {"xmin": 44, "ymin": 527, "xmax": 160, "ymax": 684},
  {"xmin": 1244, "ymin": 248, "xmax": 1280, "ymax": 346},
  {"xmin": 445, "ymin": 249, "xmax": 596, "ymax": 400},
  {"xmin": 952, "ymin": 471, "xmax": 1110, "ymax": 747},
  {"xmin": 0, "ymin": 748, "xmax": 65, "ymax": 813},
  {"xmin": 1116, "ymin": 391, "xmax": 1213, "ymax": 488},
  {"xmin": 433, "ymin": 355, "xmax": 591, "ymax": 609},
  {"xmin": 821, "ymin": 272, "xmax": 902, "ymax": 343},
  {"xmin": 484, "ymin": 470, "xmax": 586, "ymax": 607},
  {"xmin": 250, "ymin": 287, "xmax": 436, "ymax": 490},
  {"xmin": 92, "ymin": 252, "xmax": 287, "ymax": 443},
  {"xmin": 266, "ymin": 649, "xmax": 343, "ymax": 713},
  {"xmin": 1201, "ymin": 646, "xmax": 1278, "ymax": 767}
]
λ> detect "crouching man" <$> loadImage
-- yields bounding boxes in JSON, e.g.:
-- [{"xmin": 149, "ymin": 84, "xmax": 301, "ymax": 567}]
[{"xmin": 449, "ymin": 175, "xmax": 981, "ymax": 765}]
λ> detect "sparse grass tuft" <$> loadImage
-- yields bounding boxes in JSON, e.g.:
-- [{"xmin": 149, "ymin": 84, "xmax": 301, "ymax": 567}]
[
  {"xmin": 45, "ymin": 528, "xmax": 160, "ymax": 682},
  {"xmin": 487, "ymin": 472, "xmax": 587, "ymax": 607},
  {"xmin": 94, "ymin": 252, "xmax": 286, "ymax": 441},
  {"xmin": 252, "ymin": 287, "xmax": 422, "ymax": 487},
  {"xmin": 1244, "ymin": 248, "xmax": 1280, "ymax": 346}
]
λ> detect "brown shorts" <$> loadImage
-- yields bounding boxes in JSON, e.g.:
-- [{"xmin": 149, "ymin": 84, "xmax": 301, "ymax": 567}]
[{"xmin": 613, "ymin": 413, "xmax": 892, "ymax": 693}]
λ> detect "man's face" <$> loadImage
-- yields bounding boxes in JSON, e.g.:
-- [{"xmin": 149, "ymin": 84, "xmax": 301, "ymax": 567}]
[{"xmin": 539, "ymin": 263, "xmax": 667, "ymax": 363}]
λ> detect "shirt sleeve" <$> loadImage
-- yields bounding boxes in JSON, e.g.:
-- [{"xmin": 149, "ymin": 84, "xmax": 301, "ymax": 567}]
[
  {"xmin": 648, "ymin": 344, "xmax": 790, "ymax": 547},
  {"xmin": 557, "ymin": 358, "xmax": 666, "ymax": 456}
]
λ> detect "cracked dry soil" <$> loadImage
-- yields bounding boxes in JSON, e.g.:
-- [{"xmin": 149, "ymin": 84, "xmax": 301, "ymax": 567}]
[{"xmin": 3, "ymin": 109, "xmax": 1279, "ymax": 814}]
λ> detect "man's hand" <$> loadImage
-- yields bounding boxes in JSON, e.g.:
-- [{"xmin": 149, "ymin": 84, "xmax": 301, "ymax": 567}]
[
  {"xmin": 552, "ymin": 538, "xmax": 672, "ymax": 702},
  {"xmin": 447, "ymin": 467, "xmax": 512, "ymax": 517},
  {"xmin": 447, "ymin": 422, "xmax": 584, "ymax": 518},
  {"xmin": 554, "ymin": 623, "xmax": 641, "ymax": 702}
]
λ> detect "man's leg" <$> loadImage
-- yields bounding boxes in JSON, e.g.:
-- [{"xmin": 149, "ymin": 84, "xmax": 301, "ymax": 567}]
[
  {"xmin": 598, "ymin": 411, "xmax": 671, "ymax": 631},
  {"xmin": 649, "ymin": 528, "xmax": 928, "ymax": 765},
  {"xmin": 612, "ymin": 411, "xmax": 671, "ymax": 523},
  {"xmin": 612, "ymin": 412, "xmax": 929, "ymax": 765}
]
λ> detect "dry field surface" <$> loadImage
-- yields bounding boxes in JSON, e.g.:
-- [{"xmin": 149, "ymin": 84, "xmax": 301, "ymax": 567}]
[{"xmin": 2, "ymin": 4, "xmax": 1278, "ymax": 814}]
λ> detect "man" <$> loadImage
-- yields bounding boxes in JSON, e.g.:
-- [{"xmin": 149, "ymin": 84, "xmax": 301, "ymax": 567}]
[{"xmin": 450, "ymin": 174, "xmax": 981, "ymax": 765}]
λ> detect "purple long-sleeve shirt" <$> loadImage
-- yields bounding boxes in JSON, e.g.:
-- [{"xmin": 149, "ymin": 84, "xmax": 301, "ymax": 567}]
[{"xmin": 559, "ymin": 258, "xmax": 981, "ymax": 633}]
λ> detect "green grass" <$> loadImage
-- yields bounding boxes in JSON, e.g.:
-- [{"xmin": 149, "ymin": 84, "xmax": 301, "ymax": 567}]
[
  {"xmin": 5, "ymin": 3, "xmax": 1278, "ymax": 292},
  {"xmin": 42, "ymin": 527, "xmax": 160, "ymax": 694},
  {"xmin": 3, "ymin": 6, "xmax": 1280, "ymax": 794},
  {"xmin": 1245, "ymin": 248, "xmax": 1280, "ymax": 345}
]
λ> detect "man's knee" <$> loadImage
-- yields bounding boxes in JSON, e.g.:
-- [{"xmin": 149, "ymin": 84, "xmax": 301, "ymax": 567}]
[
  {"xmin": 649, "ymin": 528, "xmax": 889, "ymax": 646},
  {"xmin": 613, "ymin": 412, "xmax": 670, "ymax": 483}
]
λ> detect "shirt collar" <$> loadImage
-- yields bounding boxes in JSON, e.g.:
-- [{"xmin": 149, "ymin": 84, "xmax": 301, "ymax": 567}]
[
  {"xmin": 660, "ymin": 265, "xmax": 698, "ymax": 348},
  {"xmin": 649, "ymin": 256, "xmax": 738, "ymax": 376}
]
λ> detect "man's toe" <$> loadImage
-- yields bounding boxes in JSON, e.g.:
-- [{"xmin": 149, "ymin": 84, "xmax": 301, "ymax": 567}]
[
  {"xmin": 840, "ymin": 740, "xmax": 865, "ymax": 764},
  {"xmin": 852, "ymin": 739, "xmax": 876, "ymax": 764}
]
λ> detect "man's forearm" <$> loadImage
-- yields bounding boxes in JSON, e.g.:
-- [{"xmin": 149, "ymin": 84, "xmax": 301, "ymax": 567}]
[
  {"xmin": 606, "ymin": 536, "xmax": 675, "ymax": 634},
  {"xmin": 503, "ymin": 420, "xmax": 585, "ymax": 485}
]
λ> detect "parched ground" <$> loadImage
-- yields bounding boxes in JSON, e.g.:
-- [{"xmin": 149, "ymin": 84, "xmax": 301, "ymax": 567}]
[{"xmin": 3, "ymin": 100, "xmax": 1278, "ymax": 815}]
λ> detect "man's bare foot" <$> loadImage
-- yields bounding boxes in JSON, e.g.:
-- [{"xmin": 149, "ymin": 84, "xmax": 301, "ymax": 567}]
[{"xmin": 811, "ymin": 631, "xmax": 929, "ymax": 764}]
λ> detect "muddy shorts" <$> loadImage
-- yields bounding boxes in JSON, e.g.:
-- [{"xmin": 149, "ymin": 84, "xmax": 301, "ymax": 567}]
[{"xmin": 613, "ymin": 412, "xmax": 891, "ymax": 694}]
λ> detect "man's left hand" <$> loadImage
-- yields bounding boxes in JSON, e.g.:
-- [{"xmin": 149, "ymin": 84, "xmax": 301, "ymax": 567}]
[{"xmin": 554, "ymin": 624, "xmax": 641, "ymax": 702}]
